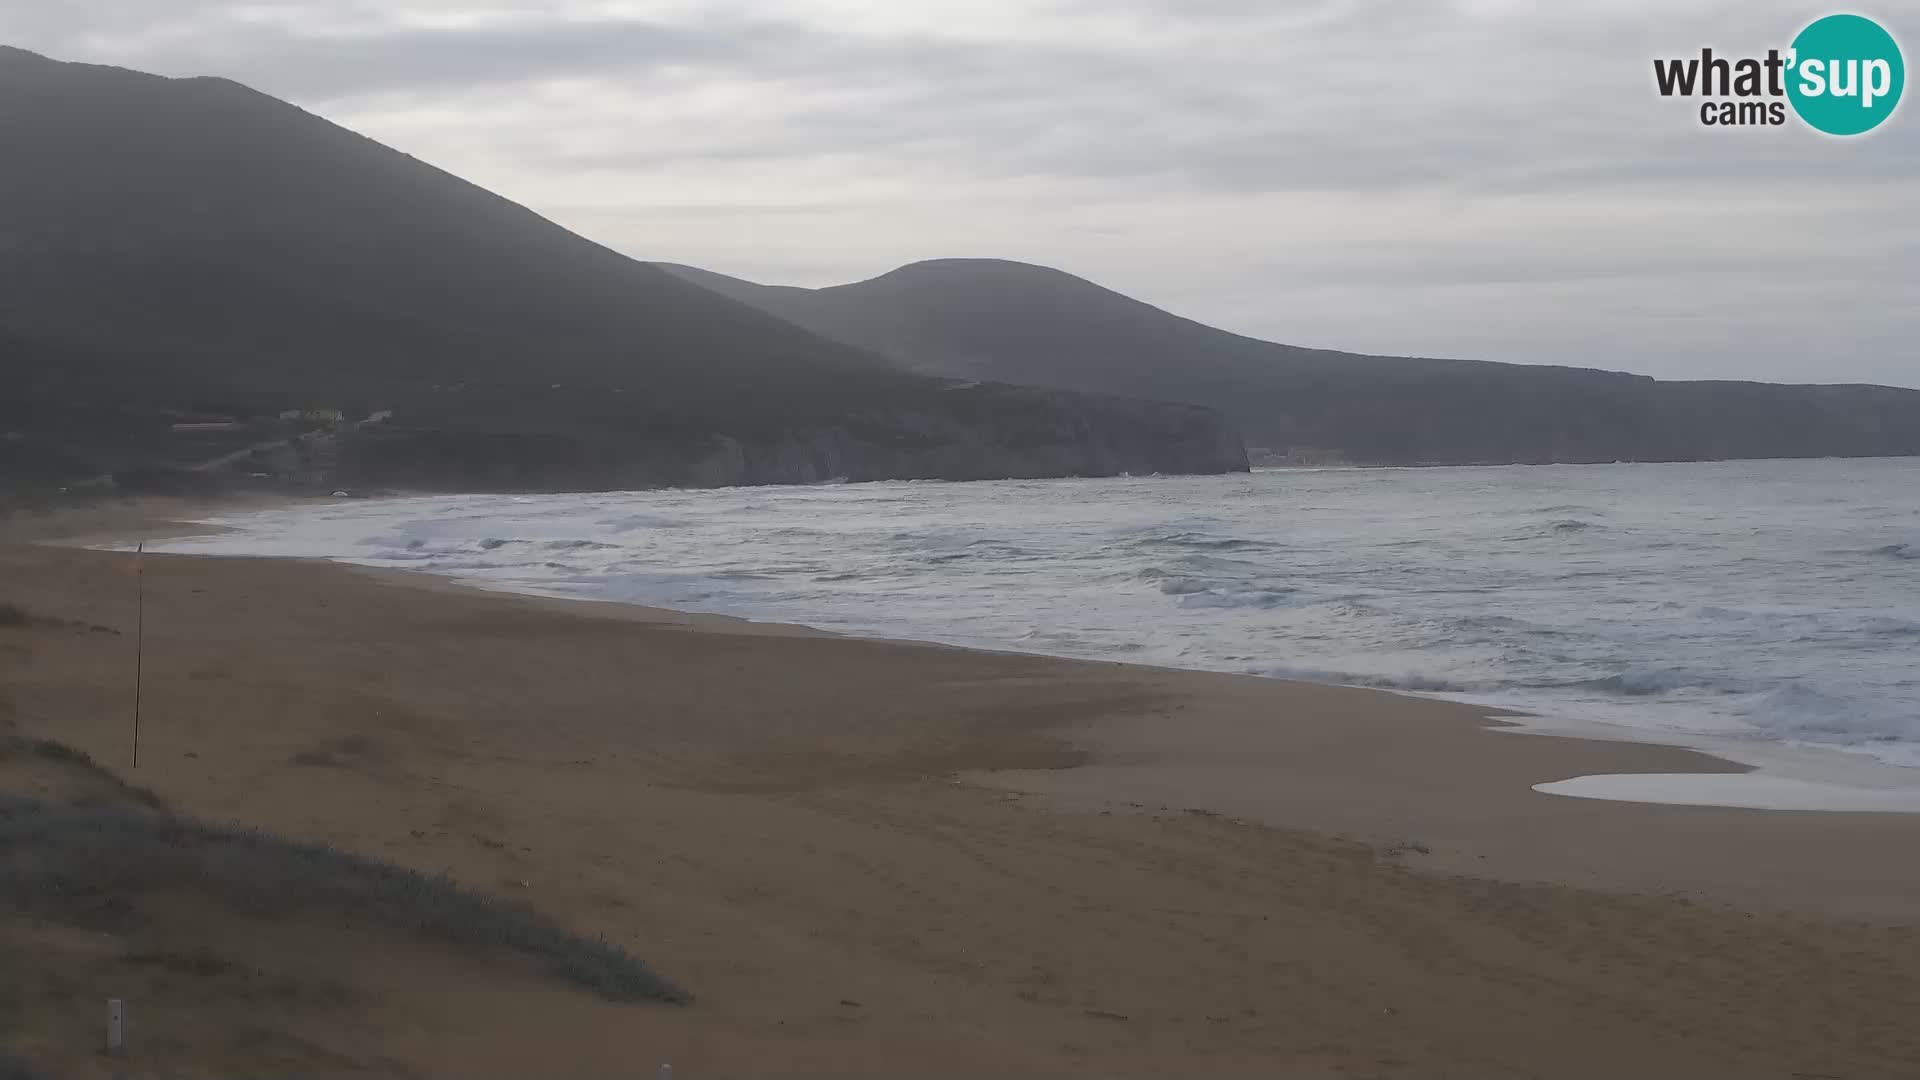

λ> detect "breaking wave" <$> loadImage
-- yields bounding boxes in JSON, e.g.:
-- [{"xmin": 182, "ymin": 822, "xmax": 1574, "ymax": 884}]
[
  {"xmin": 1742, "ymin": 684, "xmax": 1920, "ymax": 747},
  {"xmin": 1571, "ymin": 668, "xmax": 1755, "ymax": 697},
  {"xmin": 1258, "ymin": 664, "xmax": 1476, "ymax": 694}
]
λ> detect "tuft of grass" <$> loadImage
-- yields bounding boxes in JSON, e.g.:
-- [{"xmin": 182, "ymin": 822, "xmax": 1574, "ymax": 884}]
[
  {"xmin": 20, "ymin": 739, "xmax": 87, "ymax": 766},
  {"xmin": 0, "ymin": 796, "xmax": 686, "ymax": 1005},
  {"xmin": 0, "ymin": 738, "xmax": 164, "ymax": 810},
  {"xmin": 0, "ymin": 730, "xmax": 165, "ymax": 807}
]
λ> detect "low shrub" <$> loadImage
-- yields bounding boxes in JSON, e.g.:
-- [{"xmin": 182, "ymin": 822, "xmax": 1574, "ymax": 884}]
[
  {"xmin": 0, "ymin": 738, "xmax": 164, "ymax": 810},
  {"xmin": 0, "ymin": 795, "xmax": 685, "ymax": 1004}
]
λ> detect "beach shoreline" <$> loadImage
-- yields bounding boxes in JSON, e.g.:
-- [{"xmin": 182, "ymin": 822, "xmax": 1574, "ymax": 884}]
[
  {"xmin": 4, "ymin": 498, "xmax": 1919, "ymax": 1075},
  {"xmin": 25, "ymin": 496, "xmax": 1920, "ymax": 862},
  {"xmin": 35, "ymin": 495, "xmax": 1920, "ymax": 847},
  {"xmin": 94, "ymin": 491, "xmax": 1920, "ymax": 816}
]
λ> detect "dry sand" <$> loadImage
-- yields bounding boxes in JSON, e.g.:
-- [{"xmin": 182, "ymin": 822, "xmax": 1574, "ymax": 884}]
[{"xmin": 1, "ymin": 501, "xmax": 1917, "ymax": 1077}]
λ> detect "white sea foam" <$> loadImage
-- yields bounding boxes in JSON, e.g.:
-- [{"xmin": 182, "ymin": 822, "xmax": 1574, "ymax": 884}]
[
  {"xmin": 1535, "ymin": 773, "xmax": 1920, "ymax": 812},
  {"xmin": 141, "ymin": 458, "xmax": 1920, "ymax": 808}
]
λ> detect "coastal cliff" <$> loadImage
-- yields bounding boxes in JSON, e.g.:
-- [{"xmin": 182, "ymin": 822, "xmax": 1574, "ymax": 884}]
[{"xmin": 333, "ymin": 387, "xmax": 1247, "ymax": 491}]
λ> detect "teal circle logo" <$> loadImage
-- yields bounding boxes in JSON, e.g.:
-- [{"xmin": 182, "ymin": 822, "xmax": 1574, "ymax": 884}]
[{"xmin": 1787, "ymin": 14, "xmax": 1905, "ymax": 135}]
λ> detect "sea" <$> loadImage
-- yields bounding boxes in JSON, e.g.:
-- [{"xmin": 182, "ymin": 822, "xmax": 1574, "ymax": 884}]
[{"xmin": 145, "ymin": 457, "xmax": 1920, "ymax": 811}]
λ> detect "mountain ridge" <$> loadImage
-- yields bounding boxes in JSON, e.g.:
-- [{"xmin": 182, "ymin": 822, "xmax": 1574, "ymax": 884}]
[
  {"xmin": 659, "ymin": 259, "xmax": 1920, "ymax": 466},
  {"xmin": 0, "ymin": 47, "xmax": 1248, "ymax": 495}
]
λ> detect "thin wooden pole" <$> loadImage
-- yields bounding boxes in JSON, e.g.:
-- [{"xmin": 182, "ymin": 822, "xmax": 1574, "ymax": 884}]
[
  {"xmin": 107, "ymin": 997, "xmax": 126, "ymax": 1056},
  {"xmin": 132, "ymin": 540, "xmax": 144, "ymax": 770}
]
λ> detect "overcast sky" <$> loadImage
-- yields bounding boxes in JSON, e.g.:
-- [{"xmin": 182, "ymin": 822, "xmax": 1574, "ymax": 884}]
[{"xmin": 8, "ymin": 0, "xmax": 1917, "ymax": 385}]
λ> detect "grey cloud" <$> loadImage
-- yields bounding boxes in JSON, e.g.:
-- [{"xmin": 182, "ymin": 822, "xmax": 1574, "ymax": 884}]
[
  {"xmin": 20, "ymin": 12, "xmax": 774, "ymax": 98},
  {"xmin": 21, "ymin": 1, "xmax": 1917, "ymax": 194}
]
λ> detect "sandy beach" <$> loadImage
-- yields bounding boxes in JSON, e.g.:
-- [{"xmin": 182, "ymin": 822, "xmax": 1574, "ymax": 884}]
[{"xmin": 2, "ymin": 503, "xmax": 1918, "ymax": 1077}]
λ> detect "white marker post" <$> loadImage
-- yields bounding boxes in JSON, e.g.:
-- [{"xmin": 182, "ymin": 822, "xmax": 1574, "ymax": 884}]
[{"xmin": 106, "ymin": 998, "xmax": 126, "ymax": 1057}]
